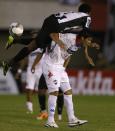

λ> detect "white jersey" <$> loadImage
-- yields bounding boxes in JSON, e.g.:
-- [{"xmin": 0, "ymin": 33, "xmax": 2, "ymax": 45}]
[
  {"xmin": 44, "ymin": 33, "xmax": 80, "ymax": 68},
  {"xmin": 28, "ymin": 48, "xmax": 44, "ymax": 70},
  {"xmin": 42, "ymin": 33, "xmax": 80, "ymax": 93}
]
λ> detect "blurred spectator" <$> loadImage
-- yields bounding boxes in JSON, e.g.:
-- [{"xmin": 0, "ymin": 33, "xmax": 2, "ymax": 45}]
[
  {"xmin": 111, "ymin": 0, "xmax": 115, "ymax": 38},
  {"xmin": 104, "ymin": 0, "xmax": 115, "ymax": 64},
  {"xmin": 59, "ymin": 0, "xmax": 81, "ymax": 5}
]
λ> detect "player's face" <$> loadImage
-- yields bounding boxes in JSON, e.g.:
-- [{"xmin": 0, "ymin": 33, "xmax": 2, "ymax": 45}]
[{"xmin": 84, "ymin": 37, "xmax": 92, "ymax": 46}]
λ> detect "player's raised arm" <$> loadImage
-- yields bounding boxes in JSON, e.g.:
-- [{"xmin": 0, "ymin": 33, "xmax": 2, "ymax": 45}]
[{"xmin": 81, "ymin": 37, "xmax": 95, "ymax": 66}]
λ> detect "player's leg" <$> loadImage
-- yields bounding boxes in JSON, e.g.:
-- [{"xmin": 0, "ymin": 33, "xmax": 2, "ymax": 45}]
[
  {"xmin": 61, "ymin": 83, "xmax": 88, "ymax": 127},
  {"xmin": 25, "ymin": 68, "xmax": 36, "ymax": 113},
  {"xmin": 43, "ymin": 65, "xmax": 60, "ymax": 128},
  {"xmin": 5, "ymin": 35, "xmax": 34, "ymax": 50},
  {"xmin": 57, "ymin": 88, "xmax": 64, "ymax": 120},
  {"xmin": 2, "ymin": 40, "xmax": 37, "ymax": 76},
  {"xmin": 2, "ymin": 15, "xmax": 58, "ymax": 76},
  {"xmin": 26, "ymin": 89, "xmax": 33, "ymax": 114},
  {"xmin": 45, "ymin": 91, "xmax": 59, "ymax": 128},
  {"xmin": 2, "ymin": 31, "xmax": 51, "ymax": 76},
  {"xmin": 36, "ymin": 74, "xmax": 48, "ymax": 120},
  {"xmin": 60, "ymin": 71, "xmax": 88, "ymax": 127}
]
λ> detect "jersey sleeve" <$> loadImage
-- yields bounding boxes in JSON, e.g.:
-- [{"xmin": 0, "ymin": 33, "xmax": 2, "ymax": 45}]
[{"xmin": 79, "ymin": 16, "xmax": 92, "ymax": 37}]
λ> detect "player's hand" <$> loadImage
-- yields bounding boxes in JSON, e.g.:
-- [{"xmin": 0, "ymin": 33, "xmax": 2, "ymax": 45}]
[
  {"xmin": 92, "ymin": 43, "xmax": 100, "ymax": 50},
  {"xmin": 88, "ymin": 57, "xmax": 95, "ymax": 66},
  {"xmin": 31, "ymin": 66, "xmax": 35, "ymax": 73},
  {"xmin": 58, "ymin": 42, "xmax": 66, "ymax": 50}
]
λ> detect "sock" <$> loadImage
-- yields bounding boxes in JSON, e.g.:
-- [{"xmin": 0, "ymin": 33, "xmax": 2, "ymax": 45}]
[
  {"xmin": 64, "ymin": 94, "xmax": 75, "ymax": 121},
  {"xmin": 26, "ymin": 101, "xmax": 33, "ymax": 112},
  {"xmin": 38, "ymin": 94, "xmax": 46, "ymax": 112},
  {"xmin": 58, "ymin": 114, "xmax": 62, "ymax": 120},
  {"xmin": 57, "ymin": 93, "xmax": 64, "ymax": 115},
  {"xmin": 48, "ymin": 95, "xmax": 57, "ymax": 122}
]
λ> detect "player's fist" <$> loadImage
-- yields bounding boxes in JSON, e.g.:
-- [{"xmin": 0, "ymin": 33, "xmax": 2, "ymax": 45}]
[{"xmin": 31, "ymin": 66, "xmax": 35, "ymax": 73}]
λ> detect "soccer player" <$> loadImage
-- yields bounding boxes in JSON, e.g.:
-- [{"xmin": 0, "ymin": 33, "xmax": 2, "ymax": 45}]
[
  {"xmin": 31, "ymin": 33, "xmax": 100, "ymax": 128},
  {"xmin": 26, "ymin": 48, "xmax": 64, "ymax": 120},
  {"xmin": 2, "ymin": 3, "xmax": 93, "ymax": 75},
  {"xmin": 5, "ymin": 32, "xmax": 64, "ymax": 120},
  {"xmin": 25, "ymin": 48, "xmax": 45, "ymax": 114}
]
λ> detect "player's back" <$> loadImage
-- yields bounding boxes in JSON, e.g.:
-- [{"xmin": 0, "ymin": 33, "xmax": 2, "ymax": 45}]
[
  {"xmin": 55, "ymin": 12, "xmax": 90, "ymax": 23},
  {"xmin": 54, "ymin": 12, "xmax": 91, "ymax": 33}
]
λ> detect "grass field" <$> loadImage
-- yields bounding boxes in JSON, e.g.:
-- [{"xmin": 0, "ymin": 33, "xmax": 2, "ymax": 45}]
[{"xmin": 0, "ymin": 95, "xmax": 115, "ymax": 131}]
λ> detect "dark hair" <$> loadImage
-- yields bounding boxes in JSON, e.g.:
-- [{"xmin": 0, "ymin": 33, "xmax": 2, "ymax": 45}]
[{"xmin": 78, "ymin": 3, "xmax": 91, "ymax": 13}]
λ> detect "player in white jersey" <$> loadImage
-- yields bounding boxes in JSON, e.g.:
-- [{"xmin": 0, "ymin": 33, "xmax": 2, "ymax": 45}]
[
  {"xmin": 25, "ymin": 47, "xmax": 64, "ymax": 120},
  {"xmin": 31, "ymin": 33, "xmax": 100, "ymax": 128},
  {"xmin": 25, "ymin": 48, "xmax": 45, "ymax": 113}
]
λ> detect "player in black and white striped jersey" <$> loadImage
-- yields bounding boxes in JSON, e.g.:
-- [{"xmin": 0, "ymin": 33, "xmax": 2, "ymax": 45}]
[
  {"xmin": 31, "ymin": 31, "xmax": 100, "ymax": 127},
  {"xmin": 2, "ymin": 3, "xmax": 92, "ymax": 75}
]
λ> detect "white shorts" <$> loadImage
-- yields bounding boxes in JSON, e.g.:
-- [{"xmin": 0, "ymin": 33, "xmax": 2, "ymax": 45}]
[
  {"xmin": 43, "ymin": 63, "xmax": 71, "ymax": 93},
  {"xmin": 26, "ymin": 66, "xmax": 42, "ymax": 90}
]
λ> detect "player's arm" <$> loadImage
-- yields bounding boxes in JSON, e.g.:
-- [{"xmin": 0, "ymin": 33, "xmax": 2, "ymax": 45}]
[
  {"xmin": 31, "ymin": 53, "xmax": 43, "ymax": 73},
  {"xmin": 80, "ymin": 37, "xmax": 95, "ymax": 66},
  {"xmin": 81, "ymin": 36, "xmax": 100, "ymax": 66},
  {"xmin": 50, "ymin": 33, "xmax": 66, "ymax": 50},
  {"xmin": 63, "ymin": 56, "xmax": 71, "ymax": 68},
  {"xmin": 84, "ymin": 44, "xmax": 95, "ymax": 66}
]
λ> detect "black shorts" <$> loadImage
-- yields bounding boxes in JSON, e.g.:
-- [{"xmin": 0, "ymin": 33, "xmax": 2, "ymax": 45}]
[
  {"xmin": 35, "ymin": 14, "xmax": 59, "ymax": 50},
  {"xmin": 38, "ymin": 74, "xmax": 47, "ymax": 89}
]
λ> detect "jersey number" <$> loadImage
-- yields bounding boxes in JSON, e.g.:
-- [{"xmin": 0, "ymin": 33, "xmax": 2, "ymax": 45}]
[
  {"xmin": 55, "ymin": 13, "xmax": 67, "ymax": 20},
  {"xmin": 85, "ymin": 17, "xmax": 91, "ymax": 28}
]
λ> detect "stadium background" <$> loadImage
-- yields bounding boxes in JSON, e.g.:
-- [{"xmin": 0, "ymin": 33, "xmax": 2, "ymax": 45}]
[
  {"xmin": 0, "ymin": 1, "xmax": 115, "ymax": 131},
  {"xmin": 0, "ymin": 0, "xmax": 115, "ymax": 95}
]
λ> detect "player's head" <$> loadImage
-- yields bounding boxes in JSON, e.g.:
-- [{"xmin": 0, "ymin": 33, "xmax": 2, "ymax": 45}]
[{"xmin": 78, "ymin": 3, "xmax": 91, "ymax": 14}]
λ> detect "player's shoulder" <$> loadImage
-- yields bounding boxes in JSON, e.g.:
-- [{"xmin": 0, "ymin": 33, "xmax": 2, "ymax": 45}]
[{"xmin": 76, "ymin": 12, "xmax": 90, "ymax": 18}]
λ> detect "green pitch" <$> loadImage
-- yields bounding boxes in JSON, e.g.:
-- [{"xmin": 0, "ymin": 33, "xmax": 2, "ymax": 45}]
[{"xmin": 0, "ymin": 95, "xmax": 115, "ymax": 131}]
